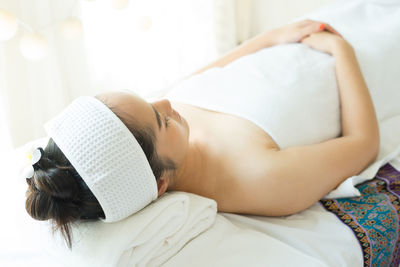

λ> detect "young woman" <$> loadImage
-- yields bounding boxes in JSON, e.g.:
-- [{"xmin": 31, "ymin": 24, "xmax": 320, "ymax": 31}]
[{"xmin": 25, "ymin": 19, "xmax": 379, "ymax": 248}]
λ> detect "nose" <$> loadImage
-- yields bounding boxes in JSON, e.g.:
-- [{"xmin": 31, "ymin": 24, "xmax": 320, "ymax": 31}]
[{"xmin": 154, "ymin": 99, "xmax": 173, "ymax": 116}]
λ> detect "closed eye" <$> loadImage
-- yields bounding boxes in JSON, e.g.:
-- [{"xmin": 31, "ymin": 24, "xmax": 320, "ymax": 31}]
[{"xmin": 165, "ymin": 115, "xmax": 170, "ymax": 128}]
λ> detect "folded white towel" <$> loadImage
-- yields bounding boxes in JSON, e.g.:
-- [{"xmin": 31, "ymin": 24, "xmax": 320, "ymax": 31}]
[{"xmin": 46, "ymin": 191, "xmax": 217, "ymax": 267}]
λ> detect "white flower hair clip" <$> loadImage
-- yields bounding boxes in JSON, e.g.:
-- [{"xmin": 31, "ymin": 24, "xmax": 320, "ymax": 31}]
[{"xmin": 22, "ymin": 147, "xmax": 44, "ymax": 179}]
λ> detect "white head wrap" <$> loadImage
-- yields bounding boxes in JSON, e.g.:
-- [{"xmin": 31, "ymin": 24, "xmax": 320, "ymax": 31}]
[{"xmin": 44, "ymin": 96, "xmax": 158, "ymax": 222}]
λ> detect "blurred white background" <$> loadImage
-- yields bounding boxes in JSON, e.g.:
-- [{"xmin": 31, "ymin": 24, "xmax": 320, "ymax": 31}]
[
  {"xmin": 0, "ymin": 0, "xmax": 239, "ymax": 151},
  {"xmin": 0, "ymin": 0, "xmax": 333, "ymax": 153}
]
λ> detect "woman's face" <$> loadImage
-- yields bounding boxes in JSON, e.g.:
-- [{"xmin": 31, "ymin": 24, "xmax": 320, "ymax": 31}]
[{"xmin": 97, "ymin": 91, "xmax": 190, "ymax": 168}]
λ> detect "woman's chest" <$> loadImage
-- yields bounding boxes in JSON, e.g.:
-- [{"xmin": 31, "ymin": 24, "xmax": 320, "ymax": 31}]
[
  {"xmin": 173, "ymin": 102, "xmax": 279, "ymax": 187},
  {"xmin": 174, "ymin": 102, "xmax": 279, "ymax": 149}
]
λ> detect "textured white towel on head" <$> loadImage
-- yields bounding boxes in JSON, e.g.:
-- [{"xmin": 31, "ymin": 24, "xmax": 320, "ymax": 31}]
[{"xmin": 44, "ymin": 96, "xmax": 158, "ymax": 222}]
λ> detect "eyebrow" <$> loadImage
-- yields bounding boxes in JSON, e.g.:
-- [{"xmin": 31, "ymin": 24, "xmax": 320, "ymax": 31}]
[{"xmin": 151, "ymin": 104, "xmax": 162, "ymax": 131}]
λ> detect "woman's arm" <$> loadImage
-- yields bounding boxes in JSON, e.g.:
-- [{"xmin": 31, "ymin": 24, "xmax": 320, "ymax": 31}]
[
  {"xmin": 221, "ymin": 31, "xmax": 380, "ymax": 217},
  {"xmin": 190, "ymin": 19, "xmax": 341, "ymax": 76},
  {"xmin": 301, "ymin": 32, "xmax": 379, "ymax": 148},
  {"xmin": 191, "ymin": 30, "xmax": 278, "ymax": 75},
  {"xmin": 332, "ymin": 42, "xmax": 379, "ymax": 146}
]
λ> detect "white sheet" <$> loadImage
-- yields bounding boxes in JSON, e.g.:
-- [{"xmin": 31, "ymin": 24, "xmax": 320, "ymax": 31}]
[{"xmin": 162, "ymin": 202, "xmax": 363, "ymax": 267}]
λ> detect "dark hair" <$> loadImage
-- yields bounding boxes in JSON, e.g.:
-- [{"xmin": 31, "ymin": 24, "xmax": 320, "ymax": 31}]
[
  {"xmin": 104, "ymin": 100, "xmax": 178, "ymax": 180},
  {"xmin": 25, "ymin": 98, "xmax": 177, "ymax": 250}
]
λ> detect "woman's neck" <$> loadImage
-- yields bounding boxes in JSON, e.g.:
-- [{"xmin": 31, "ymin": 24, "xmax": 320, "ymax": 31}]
[{"xmin": 167, "ymin": 138, "xmax": 215, "ymax": 196}]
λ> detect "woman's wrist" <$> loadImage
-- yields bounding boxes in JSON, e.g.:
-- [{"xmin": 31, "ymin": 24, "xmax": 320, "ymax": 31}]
[
  {"xmin": 332, "ymin": 39, "xmax": 354, "ymax": 56},
  {"xmin": 191, "ymin": 30, "xmax": 277, "ymax": 75},
  {"xmin": 264, "ymin": 28, "xmax": 282, "ymax": 46},
  {"xmin": 243, "ymin": 29, "xmax": 279, "ymax": 51}
]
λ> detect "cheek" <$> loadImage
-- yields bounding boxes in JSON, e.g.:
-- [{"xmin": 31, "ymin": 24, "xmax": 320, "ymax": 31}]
[
  {"xmin": 156, "ymin": 129, "xmax": 181, "ymax": 155},
  {"xmin": 170, "ymin": 126, "xmax": 188, "ymax": 155},
  {"xmin": 171, "ymin": 127, "xmax": 186, "ymax": 148},
  {"xmin": 157, "ymin": 123, "xmax": 188, "ymax": 160}
]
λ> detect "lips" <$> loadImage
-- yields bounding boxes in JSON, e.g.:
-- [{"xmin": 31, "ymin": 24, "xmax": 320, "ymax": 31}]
[{"xmin": 173, "ymin": 109, "xmax": 181, "ymax": 122}]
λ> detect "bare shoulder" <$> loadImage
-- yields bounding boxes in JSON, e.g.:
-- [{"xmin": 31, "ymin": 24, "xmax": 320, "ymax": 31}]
[
  {"xmin": 216, "ymin": 136, "xmax": 378, "ymax": 217},
  {"xmin": 215, "ymin": 148, "xmax": 284, "ymax": 216}
]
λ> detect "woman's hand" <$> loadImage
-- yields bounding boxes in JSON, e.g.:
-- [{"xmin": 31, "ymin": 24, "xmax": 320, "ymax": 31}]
[
  {"xmin": 270, "ymin": 19, "xmax": 342, "ymax": 45},
  {"xmin": 191, "ymin": 20, "xmax": 345, "ymax": 75},
  {"xmin": 300, "ymin": 30, "xmax": 351, "ymax": 55}
]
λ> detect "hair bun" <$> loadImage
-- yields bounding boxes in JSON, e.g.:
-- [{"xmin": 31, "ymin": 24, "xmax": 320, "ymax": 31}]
[
  {"xmin": 25, "ymin": 138, "xmax": 105, "ymax": 249},
  {"xmin": 25, "ymin": 152, "xmax": 82, "ymax": 221}
]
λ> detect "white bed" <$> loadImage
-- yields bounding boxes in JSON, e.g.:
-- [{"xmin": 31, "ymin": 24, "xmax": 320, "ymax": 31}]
[
  {"xmin": 2, "ymin": 0, "xmax": 400, "ymax": 266},
  {"xmin": 2, "ymin": 142, "xmax": 399, "ymax": 267}
]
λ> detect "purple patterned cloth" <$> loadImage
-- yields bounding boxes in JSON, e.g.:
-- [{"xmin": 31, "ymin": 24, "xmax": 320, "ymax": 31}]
[{"xmin": 320, "ymin": 163, "xmax": 400, "ymax": 267}]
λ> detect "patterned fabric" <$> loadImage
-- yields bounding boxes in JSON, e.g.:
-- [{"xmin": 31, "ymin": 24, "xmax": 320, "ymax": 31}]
[{"xmin": 320, "ymin": 163, "xmax": 400, "ymax": 267}]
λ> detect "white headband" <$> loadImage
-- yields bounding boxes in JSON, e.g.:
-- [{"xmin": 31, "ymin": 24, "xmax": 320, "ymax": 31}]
[{"xmin": 44, "ymin": 96, "xmax": 158, "ymax": 222}]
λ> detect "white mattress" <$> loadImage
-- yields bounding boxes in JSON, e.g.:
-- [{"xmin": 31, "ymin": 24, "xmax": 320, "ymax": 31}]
[{"xmin": 162, "ymin": 203, "xmax": 363, "ymax": 267}]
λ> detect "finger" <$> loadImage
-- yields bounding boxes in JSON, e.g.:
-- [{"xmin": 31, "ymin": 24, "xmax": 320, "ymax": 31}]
[
  {"xmin": 298, "ymin": 19, "xmax": 313, "ymax": 27},
  {"xmin": 300, "ymin": 39, "xmax": 311, "ymax": 47},
  {"xmin": 300, "ymin": 22, "xmax": 325, "ymax": 38},
  {"xmin": 323, "ymin": 23, "xmax": 343, "ymax": 37},
  {"xmin": 300, "ymin": 35, "xmax": 311, "ymax": 43},
  {"xmin": 300, "ymin": 37, "xmax": 316, "ymax": 50},
  {"xmin": 303, "ymin": 20, "xmax": 343, "ymax": 37},
  {"xmin": 299, "ymin": 34, "xmax": 310, "ymax": 42}
]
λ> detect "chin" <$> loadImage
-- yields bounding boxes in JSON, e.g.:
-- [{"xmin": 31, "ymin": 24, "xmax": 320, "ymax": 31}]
[{"xmin": 184, "ymin": 117, "xmax": 190, "ymax": 136}]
